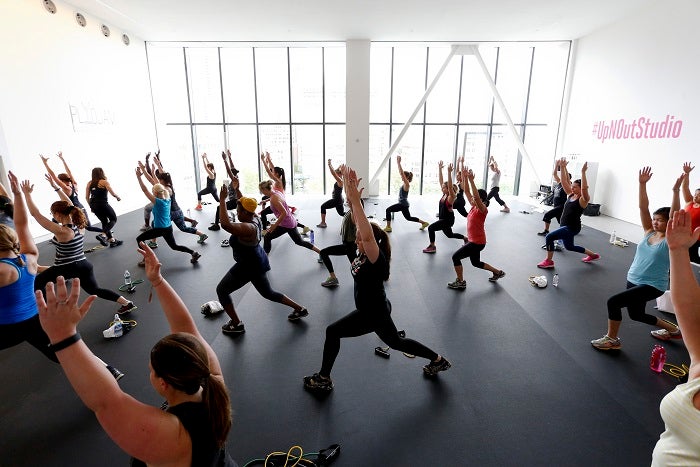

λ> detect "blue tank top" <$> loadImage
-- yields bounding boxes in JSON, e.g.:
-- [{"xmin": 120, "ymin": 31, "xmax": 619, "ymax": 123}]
[
  {"xmin": 627, "ymin": 232, "xmax": 670, "ymax": 292},
  {"xmin": 0, "ymin": 255, "xmax": 38, "ymax": 324},
  {"xmin": 152, "ymin": 198, "xmax": 172, "ymax": 228}
]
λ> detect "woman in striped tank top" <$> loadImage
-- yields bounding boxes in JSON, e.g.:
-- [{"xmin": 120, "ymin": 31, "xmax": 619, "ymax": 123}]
[{"xmin": 21, "ymin": 181, "xmax": 136, "ymax": 315}]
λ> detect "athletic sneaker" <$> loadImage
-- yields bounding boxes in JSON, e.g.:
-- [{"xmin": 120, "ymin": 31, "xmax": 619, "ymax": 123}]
[
  {"xmin": 651, "ymin": 327, "xmax": 682, "ymax": 341},
  {"xmin": 147, "ymin": 240, "xmax": 158, "ymax": 249},
  {"xmin": 106, "ymin": 365, "xmax": 125, "ymax": 381},
  {"xmin": 423, "ymin": 357, "xmax": 452, "ymax": 376},
  {"xmin": 316, "ymin": 222, "xmax": 327, "ymax": 228},
  {"xmin": 420, "ymin": 221, "xmax": 430, "ymax": 230},
  {"xmin": 190, "ymin": 251, "xmax": 202, "ymax": 263},
  {"xmin": 195, "ymin": 203, "xmax": 203, "ymax": 211},
  {"xmin": 321, "ymin": 277, "xmax": 339, "ymax": 288},
  {"xmin": 190, "ymin": 219, "xmax": 199, "ymax": 228},
  {"xmin": 288, "ymin": 307, "xmax": 309, "ymax": 321},
  {"xmin": 501, "ymin": 207, "xmax": 510, "ymax": 213},
  {"xmin": 537, "ymin": 230, "xmax": 549, "ymax": 236},
  {"xmin": 208, "ymin": 223, "xmax": 221, "ymax": 231},
  {"xmin": 422, "ymin": 245, "xmax": 436, "ymax": 254},
  {"xmin": 303, "ymin": 373, "xmax": 333, "ymax": 392},
  {"xmin": 537, "ymin": 259, "xmax": 555, "ymax": 269},
  {"xmin": 197, "ymin": 234, "xmax": 208, "ymax": 244},
  {"xmin": 109, "ymin": 239, "xmax": 123, "ymax": 248},
  {"xmin": 489, "ymin": 270, "xmax": 506, "ymax": 282},
  {"xmin": 116, "ymin": 301, "xmax": 137, "ymax": 315},
  {"xmin": 317, "ymin": 255, "xmax": 324, "ymax": 263},
  {"xmin": 221, "ymin": 239, "xmax": 230, "ymax": 247},
  {"xmin": 222, "ymin": 320, "xmax": 245, "ymax": 336},
  {"xmin": 582, "ymin": 253, "xmax": 600, "ymax": 263},
  {"xmin": 447, "ymin": 279, "xmax": 467, "ymax": 290},
  {"xmin": 96, "ymin": 234, "xmax": 108, "ymax": 247},
  {"xmin": 383, "ymin": 226, "xmax": 392, "ymax": 233},
  {"xmin": 140, "ymin": 225, "xmax": 151, "ymax": 232},
  {"xmin": 591, "ymin": 335, "xmax": 621, "ymax": 350}
]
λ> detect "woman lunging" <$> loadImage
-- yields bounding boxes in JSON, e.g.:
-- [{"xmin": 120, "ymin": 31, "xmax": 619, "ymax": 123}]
[
  {"xmin": 85, "ymin": 167, "xmax": 124, "ymax": 247},
  {"xmin": 383, "ymin": 155, "xmax": 429, "ymax": 233},
  {"xmin": 317, "ymin": 159, "xmax": 345, "ymax": 228},
  {"xmin": 423, "ymin": 161, "xmax": 464, "ymax": 254},
  {"xmin": 195, "ymin": 153, "xmax": 219, "ymax": 211},
  {"xmin": 319, "ymin": 199, "xmax": 360, "ymax": 288}
]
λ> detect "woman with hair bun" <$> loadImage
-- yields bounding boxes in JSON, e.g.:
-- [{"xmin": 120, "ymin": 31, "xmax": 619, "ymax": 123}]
[
  {"xmin": 35, "ymin": 243, "xmax": 236, "ymax": 466},
  {"xmin": 85, "ymin": 167, "xmax": 123, "ymax": 247},
  {"xmin": 382, "ymin": 155, "xmax": 429, "ymax": 233},
  {"xmin": 22, "ymin": 179, "xmax": 136, "ymax": 315}
]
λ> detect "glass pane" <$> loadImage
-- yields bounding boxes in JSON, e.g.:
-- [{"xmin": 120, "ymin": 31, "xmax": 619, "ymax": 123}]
[
  {"xmin": 220, "ymin": 48, "xmax": 256, "ymax": 123},
  {"xmin": 520, "ymin": 125, "xmax": 558, "ymax": 197},
  {"xmin": 492, "ymin": 46, "xmax": 533, "ymax": 125},
  {"xmin": 325, "ymin": 125, "xmax": 346, "ymax": 193},
  {"xmin": 192, "ymin": 125, "xmax": 225, "ymax": 193},
  {"xmin": 389, "ymin": 124, "xmax": 424, "ymax": 195},
  {"xmin": 147, "ymin": 46, "xmax": 190, "ymax": 123},
  {"xmin": 324, "ymin": 47, "xmax": 346, "ymax": 123},
  {"xmin": 457, "ymin": 125, "xmax": 489, "ymax": 186},
  {"xmin": 425, "ymin": 47, "xmax": 460, "ymax": 123},
  {"xmin": 155, "ymin": 124, "xmax": 197, "ymax": 205},
  {"xmin": 370, "ymin": 45, "xmax": 392, "ymax": 123},
  {"xmin": 185, "ymin": 48, "xmax": 222, "ymax": 123},
  {"xmin": 527, "ymin": 43, "xmax": 570, "ymax": 124},
  {"xmin": 291, "ymin": 125, "xmax": 323, "ymax": 194},
  {"xmin": 290, "ymin": 48, "xmax": 323, "ymax": 122},
  {"xmin": 460, "ymin": 47, "xmax": 497, "ymax": 124},
  {"xmin": 369, "ymin": 124, "xmax": 390, "ymax": 195},
  {"xmin": 392, "ymin": 47, "xmax": 427, "ymax": 124},
  {"xmin": 224, "ymin": 125, "xmax": 260, "ymax": 197},
  {"xmin": 258, "ymin": 124, "xmax": 291, "ymax": 189},
  {"xmin": 255, "ymin": 48, "xmax": 290, "ymax": 123},
  {"xmin": 487, "ymin": 125, "xmax": 523, "ymax": 196},
  {"xmin": 422, "ymin": 125, "xmax": 457, "ymax": 195}
]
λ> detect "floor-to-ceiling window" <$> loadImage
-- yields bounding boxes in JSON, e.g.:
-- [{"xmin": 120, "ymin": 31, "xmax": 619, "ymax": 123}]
[
  {"xmin": 146, "ymin": 43, "xmax": 346, "ymax": 197},
  {"xmin": 369, "ymin": 42, "xmax": 571, "ymax": 197}
]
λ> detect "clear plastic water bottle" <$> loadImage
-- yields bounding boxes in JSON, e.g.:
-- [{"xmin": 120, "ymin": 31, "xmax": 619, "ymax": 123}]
[
  {"xmin": 552, "ymin": 273, "xmax": 559, "ymax": 288},
  {"xmin": 187, "ymin": 208, "xmax": 191, "ymax": 217},
  {"xmin": 650, "ymin": 344, "xmax": 666, "ymax": 373},
  {"xmin": 609, "ymin": 229, "xmax": 616, "ymax": 244},
  {"xmin": 124, "ymin": 270, "xmax": 132, "ymax": 288},
  {"xmin": 113, "ymin": 314, "xmax": 123, "ymax": 338},
  {"xmin": 309, "ymin": 230, "xmax": 315, "ymax": 244}
]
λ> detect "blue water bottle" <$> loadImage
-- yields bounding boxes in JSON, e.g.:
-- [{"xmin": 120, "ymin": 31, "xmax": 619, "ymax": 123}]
[{"xmin": 309, "ymin": 230, "xmax": 315, "ymax": 244}]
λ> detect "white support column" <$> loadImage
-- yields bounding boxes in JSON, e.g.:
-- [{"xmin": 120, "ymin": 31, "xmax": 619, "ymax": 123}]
[
  {"xmin": 345, "ymin": 40, "xmax": 371, "ymax": 191},
  {"xmin": 368, "ymin": 45, "xmax": 457, "ymax": 191}
]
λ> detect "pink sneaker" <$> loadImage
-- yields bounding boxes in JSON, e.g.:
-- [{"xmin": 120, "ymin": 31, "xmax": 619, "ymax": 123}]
[
  {"xmin": 582, "ymin": 253, "xmax": 600, "ymax": 263},
  {"xmin": 537, "ymin": 259, "xmax": 554, "ymax": 269},
  {"xmin": 422, "ymin": 245, "xmax": 436, "ymax": 254}
]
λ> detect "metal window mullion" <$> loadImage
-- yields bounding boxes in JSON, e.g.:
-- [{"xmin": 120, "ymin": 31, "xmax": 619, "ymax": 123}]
[
  {"xmin": 484, "ymin": 47, "xmax": 499, "ymax": 187},
  {"xmin": 252, "ymin": 48, "xmax": 262, "ymax": 182},
  {"xmin": 144, "ymin": 43, "xmax": 160, "ymax": 150},
  {"xmin": 454, "ymin": 56, "xmax": 464, "ymax": 166},
  {"xmin": 322, "ymin": 47, "xmax": 327, "ymax": 195},
  {"xmin": 217, "ymin": 47, "xmax": 227, "ymax": 148},
  {"xmin": 513, "ymin": 47, "xmax": 536, "ymax": 196},
  {"xmin": 387, "ymin": 47, "xmax": 395, "ymax": 195},
  {"xmin": 287, "ymin": 47, "xmax": 294, "ymax": 195},
  {"xmin": 183, "ymin": 47, "xmax": 200, "ymax": 193},
  {"xmin": 419, "ymin": 47, "xmax": 429, "ymax": 195}
]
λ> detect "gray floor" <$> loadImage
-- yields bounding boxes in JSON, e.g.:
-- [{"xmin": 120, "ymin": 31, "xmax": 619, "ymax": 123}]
[{"xmin": 0, "ymin": 195, "xmax": 695, "ymax": 466}]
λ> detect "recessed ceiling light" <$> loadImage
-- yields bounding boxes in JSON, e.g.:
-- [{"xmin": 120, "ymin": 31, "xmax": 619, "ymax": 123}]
[
  {"xmin": 43, "ymin": 0, "xmax": 57, "ymax": 14},
  {"xmin": 101, "ymin": 24, "xmax": 111, "ymax": 37},
  {"xmin": 122, "ymin": 34, "xmax": 130, "ymax": 46},
  {"xmin": 75, "ymin": 12, "xmax": 86, "ymax": 27}
]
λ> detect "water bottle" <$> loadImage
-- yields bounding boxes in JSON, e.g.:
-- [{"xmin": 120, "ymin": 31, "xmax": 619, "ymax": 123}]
[
  {"xmin": 113, "ymin": 314, "xmax": 123, "ymax": 338},
  {"xmin": 187, "ymin": 208, "xmax": 191, "ymax": 217},
  {"xmin": 609, "ymin": 229, "xmax": 616, "ymax": 244},
  {"xmin": 309, "ymin": 230, "xmax": 315, "ymax": 244},
  {"xmin": 650, "ymin": 344, "xmax": 666, "ymax": 373},
  {"xmin": 552, "ymin": 273, "xmax": 559, "ymax": 288},
  {"xmin": 124, "ymin": 270, "xmax": 132, "ymax": 288}
]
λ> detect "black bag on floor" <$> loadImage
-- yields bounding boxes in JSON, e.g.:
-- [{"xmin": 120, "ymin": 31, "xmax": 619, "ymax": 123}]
[{"xmin": 584, "ymin": 203, "xmax": 601, "ymax": 216}]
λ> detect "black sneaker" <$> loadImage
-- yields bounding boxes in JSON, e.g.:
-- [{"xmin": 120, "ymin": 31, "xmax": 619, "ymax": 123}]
[
  {"xmin": 106, "ymin": 365, "xmax": 125, "ymax": 381},
  {"xmin": 222, "ymin": 320, "xmax": 245, "ymax": 336},
  {"xmin": 109, "ymin": 239, "xmax": 123, "ymax": 247},
  {"xmin": 96, "ymin": 234, "xmax": 108, "ymax": 247},
  {"xmin": 537, "ymin": 230, "xmax": 549, "ymax": 236},
  {"xmin": 303, "ymin": 373, "xmax": 333, "ymax": 392},
  {"xmin": 489, "ymin": 270, "xmax": 506, "ymax": 282},
  {"xmin": 116, "ymin": 301, "xmax": 137, "ymax": 315},
  {"xmin": 208, "ymin": 223, "xmax": 221, "ymax": 231},
  {"xmin": 288, "ymin": 307, "xmax": 309, "ymax": 321},
  {"xmin": 423, "ymin": 356, "xmax": 452, "ymax": 376},
  {"xmin": 191, "ymin": 251, "xmax": 202, "ymax": 263}
]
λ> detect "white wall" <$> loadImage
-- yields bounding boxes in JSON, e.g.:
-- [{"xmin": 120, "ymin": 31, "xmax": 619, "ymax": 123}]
[
  {"xmin": 345, "ymin": 40, "xmax": 371, "ymax": 192},
  {"xmin": 0, "ymin": 1, "xmax": 156, "ymax": 237},
  {"xmin": 562, "ymin": 0, "xmax": 700, "ymax": 225}
]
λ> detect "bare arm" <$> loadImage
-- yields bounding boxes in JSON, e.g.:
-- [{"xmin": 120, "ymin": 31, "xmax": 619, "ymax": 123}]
[
  {"xmin": 638, "ymin": 167, "xmax": 653, "ymax": 234},
  {"xmin": 201, "ymin": 154, "xmax": 215, "ymax": 179},
  {"xmin": 221, "ymin": 151, "xmax": 236, "ymax": 180},
  {"xmin": 21, "ymin": 181, "xmax": 73, "ymax": 239},
  {"xmin": 666, "ymin": 210, "xmax": 700, "ymax": 379},
  {"xmin": 219, "ymin": 185, "xmax": 255, "ymax": 239},
  {"xmin": 552, "ymin": 159, "xmax": 561, "ymax": 184},
  {"xmin": 467, "ymin": 169, "xmax": 487, "ymax": 214},
  {"xmin": 462, "ymin": 167, "xmax": 474, "ymax": 207},
  {"xmin": 579, "ymin": 162, "xmax": 590, "ymax": 206},
  {"xmin": 267, "ymin": 193, "xmax": 288, "ymax": 232},
  {"xmin": 6, "ymin": 172, "xmax": 39, "ymax": 259},
  {"xmin": 437, "ymin": 161, "xmax": 444, "ymax": 188},
  {"xmin": 671, "ymin": 173, "xmax": 684, "ymax": 215},
  {"xmin": 45, "ymin": 174, "xmax": 72, "ymax": 205},
  {"xmin": 40, "ymin": 155, "xmax": 69, "ymax": 192},
  {"xmin": 136, "ymin": 169, "xmax": 155, "ymax": 203},
  {"xmin": 682, "ymin": 162, "xmax": 694, "ymax": 204},
  {"xmin": 328, "ymin": 160, "xmax": 343, "ymax": 185},
  {"xmin": 559, "ymin": 158, "xmax": 573, "ymax": 195},
  {"xmin": 446, "ymin": 163, "xmax": 456, "ymax": 205},
  {"xmin": 262, "ymin": 152, "xmax": 283, "ymax": 187},
  {"xmin": 57, "ymin": 152, "xmax": 76, "ymax": 186},
  {"xmin": 342, "ymin": 166, "xmax": 379, "ymax": 263},
  {"xmin": 85, "ymin": 181, "xmax": 91, "ymax": 206},
  {"xmin": 101, "ymin": 181, "xmax": 121, "ymax": 201},
  {"xmin": 397, "ymin": 156, "xmax": 410, "ymax": 191}
]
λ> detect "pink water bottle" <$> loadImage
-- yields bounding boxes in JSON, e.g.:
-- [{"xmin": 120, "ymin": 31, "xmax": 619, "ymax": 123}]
[{"xmin": 650, "ymin": 344, "xmax": 666, "ymax": 373}]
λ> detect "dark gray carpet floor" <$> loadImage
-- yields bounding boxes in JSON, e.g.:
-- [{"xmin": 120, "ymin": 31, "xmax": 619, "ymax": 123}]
[{"xmin": 1, "ymin": 196, "xmax": 696, "ymax": 466}]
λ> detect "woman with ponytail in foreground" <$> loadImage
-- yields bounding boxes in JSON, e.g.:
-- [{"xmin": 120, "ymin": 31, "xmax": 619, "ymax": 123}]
[{"xmin": 35, "ymin": 243, "xmax": 236, "ymax": 466}]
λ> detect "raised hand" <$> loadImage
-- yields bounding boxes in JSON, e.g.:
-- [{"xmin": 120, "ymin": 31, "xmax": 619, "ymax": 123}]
[
  {"xmin": 137, "ymin": 242, "xmax": 163, "ymax": 284},
  {"xmin": 447, "ymin": 163, "xmax": 453, "ymax": 173},
  {"xmin": 396, "ymin": 155, "xmax": 402, "ymax": 164},
  {"xmin": 57, "ymin": 151, "xmax": 64, "ymax": 159},
  {"xmin": 220, "ymin": 184, "xmax": 228, "ymax": 199},
  {"xmin": 45, "ymin": 174, "xmax": 56, "ymax": 186},
  {"xmin": 20, "ymin": 180, "xmax": 34, "ymax": 194},
  {"xmin": 683, "ymin": 162, "xmax": 695, "ymax": 174},
  {"xmin": 8, "ymin": 171, "xmax": 20, "ymax": 194},
  {"xmin": 39, "ymin": 154, "xmax": 49, "ymax": 163},
  {"xmin": 666, "ymin": 210, "xmax": 700, "ymax": 251},
  {"xmin": 438, "ymin": 160, "xmax": 444, "ymax": 170},
  {"xmin": 673, "ymin": 173, "xmax": 685, "ymax": 191},
  {"xmin": 36, "ymin": 277, "xmax": 96, "ymax": 342},
  {"xmin": 639, "ymin": 166, "xmax": 653, "ymax": 184},
  {"xmin": 582, "ymin": 161, "xmax": 588, "ymax": 173},
  {"xmin": 467, "ymin": 169, "xmax": 475, "ymax": 181}
]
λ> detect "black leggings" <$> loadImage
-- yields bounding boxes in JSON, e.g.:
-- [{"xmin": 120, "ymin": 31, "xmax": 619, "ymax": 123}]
[
  {"xmin": 320, "ymin": 242, "xmax": 357, "ymax": 274},
  {"xmin": 197, "ymin": 185, "xmax": 220, "ymax": 202},
  {"xmin": 89, "ymin": 202, "xmax": 117, "ymax": 239},
  {"xmin": 453, "ymin": 194, "xmax": 468, "ymax": 218},
  {"xmin": 214, "ymin": 199, "xmax": 237, "ymax": 226},
  {"xmin": 35, "ymin": 259, "xmax": 120, "ymax": 302},
  {"xmin": 136, "ymin": 226, "xmax": 194, "ymax": 255},
  {"xmin": 607, "ymin": 281, "xmax": 664, "ymax": 324},
  {"xmin": 452, "ymin": 242, "xmax": 486, "ymax": 268},
  {"xmin": 487, "ymin": 187, "xmax": 506, "ymax": 207},
  {"xmin": 690, "ymin": 240, "xmax": 700, "ymax": 264},
  {"xmin": 80, "ymin": 207, "xmax": 103, "ymax": 233},
  {"xmin": 260, "ymin": 206, "xmax": 273, "ymax": 229},
  {"xmin": 428, "ymin": 218, "xmax": 464, "ymax": 243},
  {"xmin": 263, "ymin": 226, "xmax": 315, "ymax": 254},
  {"xmin": 216, "ymin": 264, "xmax": 284, "ymax": 306},
  {"xmin": 0, "ymin": 315, "xmax": 58, "ymax": 363},
  {"xmin": 320, "ymin": 301, "xmax": 438, "ymax": 377},
  {"xmin": 543, "ymin": 205, "xmax": 564, "ymax": 225},
  {"xmin": 321, "ymin": 198, "xmax": 345, "ymax": 216},
  {"xmin": 385, "ymin": 203, "xmax": 420, "ymax": 223}
]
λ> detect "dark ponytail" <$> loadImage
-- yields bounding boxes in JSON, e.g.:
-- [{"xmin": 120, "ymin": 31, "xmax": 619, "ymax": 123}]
[
  {"xmin": 370, "ymin": 223, "xmax": 391, "ymax": 281},
  {"xmin": 51, "ymin": 201, "xmax": 87, "ymax": 229}
]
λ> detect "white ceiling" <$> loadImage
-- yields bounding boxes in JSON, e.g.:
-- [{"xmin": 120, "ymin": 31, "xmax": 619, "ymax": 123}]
[{"xmin": 62, "ymin": 0, "xmax": 657, "ymax": 43}]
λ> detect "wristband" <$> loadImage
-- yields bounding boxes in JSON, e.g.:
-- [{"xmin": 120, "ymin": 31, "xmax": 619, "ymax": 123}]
[
  {"xmin": 49, "ymin": 332, "xmax": 81, "ymax": 352},
  {"xmin": 54, "ymin": 187, "xmax": 60, "ymax": 192}
]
